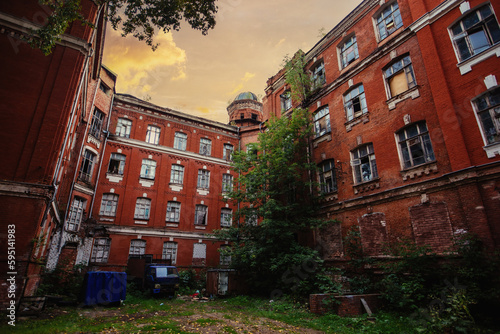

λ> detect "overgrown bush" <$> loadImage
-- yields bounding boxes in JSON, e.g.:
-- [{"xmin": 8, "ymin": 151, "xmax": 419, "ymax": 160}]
[
  {"xmin": 36, "ymin": 261, "xmax": 86, "ymax": 302},
  {"xmin": 178, "ymin": 269, "xmax": 206, "ymax": 295}
]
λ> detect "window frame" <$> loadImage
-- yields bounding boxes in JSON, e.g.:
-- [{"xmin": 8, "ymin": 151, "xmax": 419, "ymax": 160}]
[
  {"xmin": 219, "ymin": 245, "xmax": 231, "ymax": 266},
  {"xmin": 197, "ymin": 169, "xmax": 210, "ymax": 189},
  {"xmin": 220, "ymin": 208, "xmax": 232, "ymax": 227},
  {"xmin": 384, "ymin": 55, "xmax": 416, "ymax": 98},
  {"xmin": 310, "ymin": 60, "xmax": 326, "ymax": 89},
  {"xmin": 162, "ymin": 242, "xmax": 178, "ymax": 264},
  {"xmin": 90, "ymin": 238, "xmax": 111, "ymax": 263},
  {"xmin": 146, "ymin": 125, "xmax": 161, "ymax": 145},
  {"xmin": 449, "ymin": 4, "xmax": 500, "ymax": 62},
  {"xmin": 280, "ymin": 90, "xmax": 292, "ymax": 111},
  {"xmin": 223, "ymin": 144, "xmax": 234, "ymax": 161},
  {"xmin": 170, "ymin": 164, "xmax": 184, "ymax": 185},
  {"xmin": 473, "ymin": 87, "xmax": 500, "ymax": 146},
  {"xmin": 339, "ymin": 34, "xmax": 359, "ymax": 68},
  {"xmin": 375, "ymin": 1, "xmax": 403, "ymax": 41},
  {"xmin": 66, "ymin": 197, "xmax": 86, "ymax": 232},
  {"xmin": 79, "ymin": 149, "xmax": 97, "ymax": 183},
  {"xmin": 319, "ymin": 160, "xmax": 338, "ymax": 194},
  {"xmin": 397, "ymin": 122, "xmax": 436, "ymax": 169},
  {"xmin": 313, "ymin": 106, "xmax": 331, "ymax": 137},
  {"xmin": 99, "ymin": 193, "xmax": 119, "ymax": 217},
  {"xmin": 222, "ymin": 174, "xmax": 233, "ymax": 193},
  {"xmin": 134, "ymin": 197, "xmax": 151, "ymax": 220},
  {"xmin": 116, "ymin": 118, "xmax": 132, "ymax": 138},
  {"xmin": 344, "ymin": 84, "xmax": 368, "ymax": 121},
  {"xmin": 199, "ymin": 138, "xmax": 212, "ymax": 156},
  {"xmin": 166, "ymin": 201, "xmax": 181, "ymax": 223},
  {"xmin": 129, "ymin": 239, "xmax": 146, "ymax": 256},
  {"xmin": 351, "ymin": 143, "xmax": 378, "ymax": 184},
  {"xmin": 108, "ymin": 153, "xmax": 126, "ymax": 175},
  {"xmin": 195, "ymin": 205, "xmax": 208, "ymax": 225},
  {"xmin": 173, "ymin": 132, "xmax": 187, "ymax": 151},
  {"xmin": 140, "ymin": 159, "xmax": 157, "ymax": 180},
  {"xmin": 89, "ymin": 108, "xmax": 105, "ymax": 139}
]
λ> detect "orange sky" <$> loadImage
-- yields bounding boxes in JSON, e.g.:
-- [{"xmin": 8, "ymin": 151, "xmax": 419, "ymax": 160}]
[{"xmin": 103, "ymin": 0, "xmax": 363, "ymax": 123}]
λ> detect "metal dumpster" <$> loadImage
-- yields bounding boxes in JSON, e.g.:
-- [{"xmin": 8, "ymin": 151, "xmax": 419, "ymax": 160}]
[{"xmin": 82, "ymin": 271, "xmax": 127, "ymax": 306}]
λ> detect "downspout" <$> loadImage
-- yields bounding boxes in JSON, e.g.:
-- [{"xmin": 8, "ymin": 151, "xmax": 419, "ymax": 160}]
[{"xmin": 90, "ymin": 92, "xmax": 114, "ymax": 216}]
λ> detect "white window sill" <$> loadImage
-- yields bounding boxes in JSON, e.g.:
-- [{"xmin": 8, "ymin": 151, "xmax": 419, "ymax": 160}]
[
  {"xmin": 197, "ymin": 188, "xmax": 209, "ymax": 195},
  {"xmin": 400, "ymin": 161, "xmax": 438, "ymax": 181},
  {"xmin": 139, "ymin": 178, "xmax": 155, "ymax": 187},
  {"xmin": 483, "ymin": 142, "xmax": 500, "ymax": 158},
  {"xmin": 106, "ymin": 173, "xmax": 123, "ymax": 183},
  {"xmin": 387, "ymin": 87, "xmax": 420, "ymax": 110},
  {"xmin": 458, "ymin": 44, "xmax": 500, "ymax": 75},
  {"xmin": 166, "ymin": 223, "xmax": 179, "ymax": 227},
  {"xmin": 169, "ymin": 184, "xmax": 183, "ymax": 192},
  {"xmin": 195, "ymin": 225, "xmax": 206, "ymax": 230},
  {"xmin": 345, "ymin": 112, "xmax": 369, "ymax": 132},
  {"xmin": 134, "ymin": 220, "xmax": 148, "ymax": 225}
]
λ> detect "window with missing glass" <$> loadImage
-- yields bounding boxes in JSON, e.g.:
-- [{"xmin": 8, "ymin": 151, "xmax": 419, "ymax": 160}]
[
  {"xmin": 66, "ymin": 197, "xmax": 86, "ymax": 232},
  {"xmin": 384, "ymin": 55, "xmax": 416, "ymax": 98},
  {"xmin": 220, "ymin": 208, "xmax": 232, "ymax": 227},
  {"xmin": 450, "ymin": 4, "xmax": 500, "ymax": 62},
  {"xmin": 280, "ymin": 90, "xmax": 292, "ymax": 111},
  {"xmin": 397, "ymin": 122, "xmax": 435, "ymax": 168},
  {"xmin": 162, "ymin": 242, "xmax": 178, "ymax": 264},
  {"xmin": 90, "ymin": 109, "xmax": 105, "ymax": 138},
  {"xmin": 340, "ymin": 35, "xmax": 359, "ymax": 68},
  {"xmin": 223, "ymin": 144, "xmax": 234, "ymax": 161},
  {"xmin": 108, "ymin": 153, "xmax": 126, "ymax": 175},
  {"xmin": 311, "ymin": 60, "xmax": 326, "ymax": 89},
  {"xmin": 376, "ymin": 1, "xmax": 403, "ymax": 41},
  {"xmin": 351, "ymin": 144, "xmax": 378, "ymax": 184},
  {"xmin": 197, "ymin": 169, "xmax": 210, "ymax": 189},
  {"xmin": 222, "ymin": 174, "xmax": 233, "ymax": 193},
  {"xmin": 91, "ymin": 238, "xmax": 111, "ymax": 263},
  {"xmin": 344, "ymin": 85, "xmax": 368, "ymax": 121},
  {"xmin": 313, "ymin": 106, "xmax": 331, "ymax": 137},
  {"xmin": 195, "ymin": 205, "xmax": 208, "ymax": 225},
  {"xmin": 474, "ymin": 87, "xmax": 500, "ymax": 145},
  {"xmin": 79, "ymin": 149, "xmax": 96, "ymax": 183},
  {"xmin": 319, "ymin": 160, "xmax": 337, "ymax": 193}
]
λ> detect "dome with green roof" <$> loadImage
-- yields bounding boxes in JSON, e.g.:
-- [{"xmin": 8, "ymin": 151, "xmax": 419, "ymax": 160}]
[{"xmin": 234, "ymin": 91, "xmax": 258, "ymax": 101}]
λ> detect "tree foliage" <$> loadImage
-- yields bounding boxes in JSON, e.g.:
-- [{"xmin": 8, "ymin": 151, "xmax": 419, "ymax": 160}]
[
  {"xmin": 27, "ymin": 0, "xmax": 218, "ymax": 55},
  {"xmin": 217, "ymin": 108, "xmax": 337, "ymax": 297}
]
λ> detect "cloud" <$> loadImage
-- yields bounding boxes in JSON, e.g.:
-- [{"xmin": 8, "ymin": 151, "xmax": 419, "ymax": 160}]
[{"xmin": 103, "ymin": 28, "xmax": 187, "ymax": 95}]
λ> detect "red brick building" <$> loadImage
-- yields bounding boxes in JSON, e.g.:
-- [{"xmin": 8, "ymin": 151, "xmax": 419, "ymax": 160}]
[
  {"xmin": 87, "ymin": 93, "xmax": 240, "ymax": 271},
  {"xmin": 0, "ymin": 0, "xmax": 109, "ymax": 303},
  {"xmin": 263, "ymin": 0, "xmax": 500, "ymax": 260}
]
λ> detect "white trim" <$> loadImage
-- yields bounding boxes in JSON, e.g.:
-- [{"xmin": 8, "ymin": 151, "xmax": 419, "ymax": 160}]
[{"xmin": 458, "ymin": 45, "xmax": 500, "ymax": 75}]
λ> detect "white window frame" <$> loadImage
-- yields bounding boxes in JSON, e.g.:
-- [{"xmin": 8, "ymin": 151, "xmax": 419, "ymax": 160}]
[
  {"xmin": 146, "ymin": 125, "xmax": 161, "ymax": 145},
  {"xmin": 222, "ymin": 174, "xmax": 233, "ymax": 193},
  {"xmin": 313, "ymin": 106, "xmax": 331, "ymax": 137},
  {"xmin": 311, "ymin": 60, "xmax": 326, "ymax": 89},
  {"xmin": 199, "ymin": 138, "xmax": 212, "ymax": 156},
  {"xmin": 66, "ymin": 197, "xmax": 86, "ymax": 232},
  {"xmin": 166, "ymin": 201, "xmax": 181, "ymax": 223},
  {"xmin": 91, "ymin": 238, "xmax": 111, "ymax": 263},
  {"xmin": 116, "ymin": 118, "xmax": 132, "ymax": 138},
  {"xmin": 384, "ymin": 55, "xmax": 416, "ymax": 98},
  {"xmin": 140, "ymin": 159, "xmax": 157, "ymax": 179},
  {"xmin": 108, "ymin": 153, "xmax": 126, "ymax": 175},
  {"xmin": 351, "ymin": 144, "xmax": 378, "ymax": 184},
  {"xmin": 170, "ymin": 164, "xmax": 184, "ymax": 184},
  {"xmin": 396, "ymin": 122, "xmax": 436, "ymax": 169},
  {"xmin": 223, "ymin": 144, "xmax": 234, "ymax": 161},
  {"xmin": 220, "ymin": 208, "xmax": 232, "ymax": 227},
  {"xmin": 134, "ymin": 198, "xmax": 151, "ymax": 220},
  {"xmin": 449, "ymin": 4, "xmax": 500, "ymax": 63},
  {"xmin": 99, "ymin": 193, "xmax": 119, "ymax": 217},
  {"xmin": 129, "ymin": 239, "xmax": 146, "ymax": 256},
  {"xmin": 339, "ymin": 35, "xmax": 359, "ymax": 68},
  {"xmin": 319, "ymin": 160, "xmax": 337, "ymax": 194},
  {"xmin": 472, "ymin": 87, "xmax": 500, "ymax": 147},
  {"xmin": 280, "ymin": 90, "xmax": 292, "ymax": 111},
  {"xmin": 197, "ymin": 169, "xmax": 210, "ymax": 189},
  {"xmin": 344, "ymin": 84, "xmax": 368, "ymax": 121},
  {"xmin": 174, "ymin": 132, "xmax": 187, "ymax": 150},
  {"xmin": 375, "ymin": 1, "xmax": 403, "ymax": 41},
  {"xmin": 162, "ymin": 242, "xmax": 178, "ymax": 264}
]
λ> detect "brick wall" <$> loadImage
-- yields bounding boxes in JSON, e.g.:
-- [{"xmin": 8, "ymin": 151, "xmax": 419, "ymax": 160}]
[{"xmin": 310, "ymin": 293, "xmax": 382, "ymax": 316}]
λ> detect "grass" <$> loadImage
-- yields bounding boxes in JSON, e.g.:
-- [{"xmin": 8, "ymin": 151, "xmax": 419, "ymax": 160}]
[{"xmin": 0, "ymin": 294, "xmax": 443, "ymax": 333}]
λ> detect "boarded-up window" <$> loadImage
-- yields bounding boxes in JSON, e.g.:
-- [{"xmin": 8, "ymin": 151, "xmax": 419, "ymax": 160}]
[
  {"xmin": 317, "ymin": 221, "xmax": 343, "ymax": 260},
  {"xmin": 359, "ymin": 213, "xmax": 387, "ymax": 256},
  {"xmin": 409, "ymin": 202, "xmax": 454, "ymax": 253}
]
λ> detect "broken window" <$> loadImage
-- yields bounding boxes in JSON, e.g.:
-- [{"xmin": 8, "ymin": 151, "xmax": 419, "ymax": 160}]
[
  {"xmin": 340, "ymin": 35, "xmax": 359, "ymax": 68},
  {"xmin": 66, "ymin": 197, "xmax": 86, "ymax": 232},
  {"xmin": 134, "ymin": 198, "xmax": 151, "ymax": 220},
  {"xmin": 311, "ymin": 60, "xmax": 326, "ymax": 89},
  {"xmin": 197, "ymin": 169, "xmax": 210, "ymax": 189},
  {"xmin": 99, "ymin": 193, "xmax": 118, "ymax": 217},
  {"xmin": 397, "ymin": 121, "xmax": 435, "ymax": 168},
  {"xmin": 344, "ymin": 84, "xmax": 368, "ymax": 121},
  {"xmin": 351, "ymin": 143, "xmax": 378, "ymax": 183},
  {"xmin": 162, "ymin": 242, "xmax": 178, "ymax": 264},
  {"xmin": 166, "ymin": 201, "xmax": 181, "ymax": 223},
  {"xmin": 222, "ymin": 174, "xmax": 233, "ymax": 193},
  {"xmin": 89, "ymin": 108, "xmax": 105, "ymax": 138},
  {"xmin": 376, "ymin": 1, "xmax": 403, "ymax": 41},
  {"xmin": 450, "ymin": 4, "xmax": 500, "ymax": 62},
  {"xmin": 319, "ymin": 160, "xmax": 337, "ymax": 193},
  {"xmin": 220, "ymin": 208, "xmax": 232, "ymax": 227},
  {"xmin": 199, "ymin": 138, "xmax": 212, "ymax": 156},
  {"xmin": 91, "ymin": 238, "xmax": 111, "ymax": 263},
  {"xmin": 474, "ymin": 87, "xmax": 500, "ymax": 144},
  {"xmin": 280, "ymin": 90, "xmax": 292, "ymax": 111},
  {"xmin": 108, "ymin": 153, "xmax": 126, "ymax": 175},
  {"xmin": 313, "ymin": 106, "xmax": 331, "ymax": 137},
  {"xmin": 79, "ymin": 149, "xmax": 96, "ymax": 183},
  {"xmin": 195, "ymin": 205, "xmax": 208, "ymax": 225},
  {"xmin": 384, "ymin": 55, "xmax": 416, "ymax": 98},
  {"xmin": 223, "ymin": 144, "xmax": 234, "ymax": 161}
]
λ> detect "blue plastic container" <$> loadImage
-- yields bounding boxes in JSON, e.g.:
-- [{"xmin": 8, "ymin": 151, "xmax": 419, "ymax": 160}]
[{"xmin": 82, "ymin": 271, "xmax": 127, "ymax": 306}]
